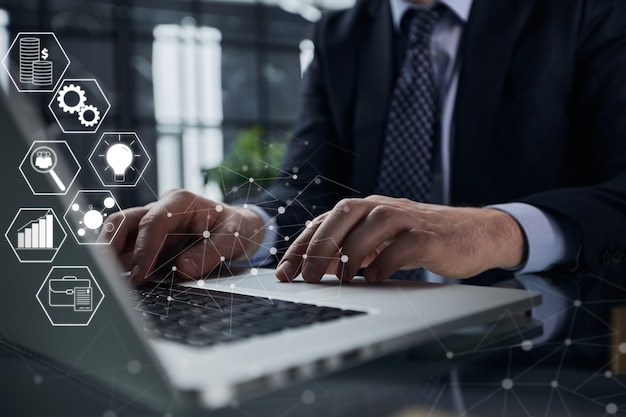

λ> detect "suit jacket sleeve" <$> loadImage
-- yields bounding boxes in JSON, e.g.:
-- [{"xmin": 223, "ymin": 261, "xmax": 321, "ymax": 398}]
[
  {"xmin": 252, "ymin": 18, "xmax": 354, "ymax": 256},
  {"xmin": 519, "ymin": 0, "xmax": 626, "ymax": 295}
]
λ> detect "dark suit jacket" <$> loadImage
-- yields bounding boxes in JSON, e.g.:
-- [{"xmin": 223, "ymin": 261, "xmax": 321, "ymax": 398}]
[{"xmin": 255, "ymin": 0, "xmax": 626, "ymax": 294}]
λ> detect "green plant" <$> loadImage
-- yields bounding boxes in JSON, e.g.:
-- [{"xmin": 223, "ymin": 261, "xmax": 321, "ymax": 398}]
[{"xmin": 203, "ymin": 125, "xmax": 287, "ymax": 200}]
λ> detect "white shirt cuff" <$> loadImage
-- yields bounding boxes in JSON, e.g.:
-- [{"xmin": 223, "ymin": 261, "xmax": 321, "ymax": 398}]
[{"xmin": 489, "ymin": 202, "xmax": 575, "ymax": 274}]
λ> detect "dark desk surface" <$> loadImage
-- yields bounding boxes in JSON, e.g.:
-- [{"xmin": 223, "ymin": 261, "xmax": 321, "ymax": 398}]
[{"xmin": 2, "ymin": 339, "xmax": 625, "ymax": 417}]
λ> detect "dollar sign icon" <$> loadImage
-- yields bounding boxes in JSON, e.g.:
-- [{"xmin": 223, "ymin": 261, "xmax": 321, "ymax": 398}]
[{"xmin": 41, "ymin": 48, "xmax": 48, "ymax": 60}]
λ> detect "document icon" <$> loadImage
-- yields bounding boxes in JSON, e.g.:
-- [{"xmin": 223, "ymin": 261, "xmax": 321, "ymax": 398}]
[{"xmin": 74, "ymin": 287, "xmax": 92, "ymax": 312}]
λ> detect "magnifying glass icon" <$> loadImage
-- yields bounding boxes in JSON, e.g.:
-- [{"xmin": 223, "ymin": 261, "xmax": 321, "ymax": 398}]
[{"xmin": 30, "ymin": 146, "xmax": 66, "ymax": 191}]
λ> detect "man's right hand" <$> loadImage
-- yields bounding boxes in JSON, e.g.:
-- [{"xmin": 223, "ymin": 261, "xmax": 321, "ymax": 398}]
[{"xmin": 101, "ymin": 189, "xmax": 266, "ymax": 285}]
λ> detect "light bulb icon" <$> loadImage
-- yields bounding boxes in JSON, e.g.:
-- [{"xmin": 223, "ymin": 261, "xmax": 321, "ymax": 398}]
[
  {"xmin": 105, "ymin": 143, "xmax": 133, "ymax": 182},
  {"xmin": 90, "ymin": 132, "xmax": 150, "ymax": 187}
]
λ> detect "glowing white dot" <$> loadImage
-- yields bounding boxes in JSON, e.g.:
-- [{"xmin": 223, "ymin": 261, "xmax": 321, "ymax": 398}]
[
  {"xmin": 446, "ymin": 351, "xmax": 454, "ymax": 359},
  {"xmin": 72, "ymin": 203, "xmax": 80, "ymax": 211},
  {"xmin": 215, "ymin": 205, "xmax": 223, "ymax": 212},
  {"xmin": 167, "ymin": 212, "xmax": 172, "ymax": 217},
  {"xmin": 249, "ymin": 177, "xmax": 254, "ymax": 183},
  {"xmin": 551, "ymin": 380, "xmax": 558, "ymax": 388},
  {"xmin": 293, "ymin": 167, "xmax": 299, "ymax": 173},
  {"xmin": 234, "ymin": 232, "xmax": 240, "ymax": 237},
  {"xmin": 197, "ymin": 280, "xmax": 205, "ymax": 287},
  {"xmin": 84, "ymin": 210, "xmax": 104, "ymax": 230},
  {"xmin": 278, "ymin": 206, "xmax": 286, "ymax": 214},
  {"xmin": 292, "ymin": 174, "xmax": 298, "ymax": 180},
  {"xmin": 564, "ymin": 338, "xmax": 572, "ymax": 346},
  {"xmin": 284, "ymin": 236, "xmax": 290, "ymax": 241},
  {"xmin": 243, "ymin": 203, "xmax": 249, "ymax": 209},
  {"xmin": 340, "ymin": 255, "xmax": 349, "ymax": 263},
  {"xmin": 78, "ymin": 228, "xmax": 86, "ymax": 236},
  {"xmin": 127, "ymin": 360, "xmax": 142, "ymax": 375},
  {"xmin": 502, "ymin": 378, "xmax": 513, "ymax": 390},
  {"xmin": 314, "ymin": 178, "xmax": 321, "ymax": 185},
  {"xmin": 251, "ymin": 268, "xmax": 258, "ymax": 276},
  {"xmin": 574, "ymin": 299, "xmax": 582, "ymax": 307},
  {"xmin": 220, "ymin": 256, "xmax": 226, "ymax": 262},
  {"xmin": 33, "ymin": 375, "xmax": 43, "ymax": 384},
  {"xmin": 172, "ymin": 266, "xmax": 177, "ymax": 271},
  {"xmin": 607, "ymin": 403, "xmax": 618, "ymax": 415},
  {"xmin": 301, "ymin": 389, "xmax": 316, "ymax": 405},
  {"xmin": 203, "ymin": 231, "xmax": 210, "ymax": 239},
  {"xmin": 605, "ymin": 370, "xmax": 613, "ymax": 378},
  {"xmin": 242, "ymin": 165, "xmax": 248, "ymax": 172},
  {"xmin": 620, "ymin": 343, "xmax": 626, "ymax": 354},
  {"xmin": 104, "ymin": 197, "xmax": 115, "ymax": 208},
  {"xmin": 521, "ymin": 340, "xmax": 533, "ymax": 351},
  {"xmin": 230, "ymin": 284, "xmax": 235, "ymax": 289},
  {"xmin": 302, "ymin": 254, "xmax": 308, "ymax": 260},
  {"xmin": 305, "ymin": 220, "xmax": 313, "ymax": 228},
  {"xmin": 304, "ymin": 141, "xmax": 309, "ymax": 145},
  {"xmin": 269, "ymin": 247, "xmax": 277, "ymax": 255},
  {"xmin": 167, "ymin": 296, "xmax": 173, "ymax": 302}
]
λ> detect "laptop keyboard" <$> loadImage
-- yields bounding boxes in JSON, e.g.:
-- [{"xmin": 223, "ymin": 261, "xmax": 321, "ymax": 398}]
[{"xmin": 129, "ymin": 282, "xmax": 365, "ymax": 347}]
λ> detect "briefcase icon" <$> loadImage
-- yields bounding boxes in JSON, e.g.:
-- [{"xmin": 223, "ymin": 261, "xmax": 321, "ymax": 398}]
[{"xmin": 48, "ymin": 276, "xmax": 92, "ymax": 308}]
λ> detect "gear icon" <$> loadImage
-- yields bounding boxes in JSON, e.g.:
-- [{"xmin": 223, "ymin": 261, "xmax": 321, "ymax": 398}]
[
  {"xmin": 57, "ymin": 84, "xmax": 87, "ymax": 114},
  {"xmin": 78, "ymin": 105, "xmax": 101, "ymax": 127}
]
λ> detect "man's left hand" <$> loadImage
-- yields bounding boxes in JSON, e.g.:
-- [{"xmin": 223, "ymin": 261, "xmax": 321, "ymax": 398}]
[{"xmin": 275, "ymin": 195, "xmax": 526, "ymax": 282}]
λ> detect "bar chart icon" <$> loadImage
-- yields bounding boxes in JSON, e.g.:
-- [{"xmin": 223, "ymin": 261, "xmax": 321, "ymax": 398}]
[
  {"xmin": 5, "ymin": 208, "xmax": 67, "ymax": 263},
  {"xmin": 17, "ymin": 211, "xmax": 55, "ymax": 249}
]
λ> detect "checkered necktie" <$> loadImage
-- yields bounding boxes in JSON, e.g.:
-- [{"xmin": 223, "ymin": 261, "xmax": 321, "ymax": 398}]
[{"xmin": 376, "ymin": 8, "xmax": 440, "ymax": 202}]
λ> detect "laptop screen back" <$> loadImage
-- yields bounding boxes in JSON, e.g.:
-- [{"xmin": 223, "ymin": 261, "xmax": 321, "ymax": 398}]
[{"xmin": 0, "ymin": 92, "xmax": 177, "ymax": 410}]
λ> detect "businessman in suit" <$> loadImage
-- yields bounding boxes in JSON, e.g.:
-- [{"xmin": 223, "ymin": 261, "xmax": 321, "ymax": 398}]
[{"xmin": 107, "ymin": 0, "xmax": 626, "ymax": 292}]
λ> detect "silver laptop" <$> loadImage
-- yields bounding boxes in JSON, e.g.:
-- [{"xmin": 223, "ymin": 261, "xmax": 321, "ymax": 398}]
[{"xmin": 0, "ymin": 92, "xmax": 542, "ymax": 413}]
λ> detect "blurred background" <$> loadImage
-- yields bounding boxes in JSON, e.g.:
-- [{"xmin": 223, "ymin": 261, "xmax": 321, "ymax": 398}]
[{"xmin": 0, "ymin": 0, "xmax": 355, "ymax": 206}]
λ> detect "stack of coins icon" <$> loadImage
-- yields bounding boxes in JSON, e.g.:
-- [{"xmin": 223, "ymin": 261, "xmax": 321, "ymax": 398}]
[
  {"xmin": 19, "ymin": 37, "xmax": 40, "ymax": 84},
  {"xmin": 33, "ymin": 60, "xmax": 53, "ymax": 86}
]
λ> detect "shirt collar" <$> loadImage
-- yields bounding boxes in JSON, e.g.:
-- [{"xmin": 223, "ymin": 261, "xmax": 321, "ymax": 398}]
[{"xmin": 389, "ymin": 0, "xmax": 473, "ymax": 31}]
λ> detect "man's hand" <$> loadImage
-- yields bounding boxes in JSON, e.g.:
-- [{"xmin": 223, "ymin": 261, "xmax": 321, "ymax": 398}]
[
  {"xmin": 102, "ymin": 189, "xmax": 266, "ymax": 285},
  {"xmin": 275, "ymin": 195, "xmax": 526, "ymax": 282}
]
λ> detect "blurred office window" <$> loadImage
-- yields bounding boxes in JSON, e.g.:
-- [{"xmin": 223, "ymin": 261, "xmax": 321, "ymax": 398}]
[
  {"xmin": 299, "ymin": 38, "xmax": 314, "ymax": 76},
  {"xmin": 0, "ymin": 0, "xmax": 353, "ymax": 205},
  {"xmin": 153, "ymin": 22, "xmax": 223, "ymax": 199}
]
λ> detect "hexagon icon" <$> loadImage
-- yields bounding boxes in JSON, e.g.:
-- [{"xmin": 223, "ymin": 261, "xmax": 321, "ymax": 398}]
[
  {"xmin": 4, "ymin": 208, "xmax": 67, "ymax": 263},
  {"xmin": 64, "ymin": 190, "xmax": 124, "ymax": 245},
  {"xmin": 36, "ymin": 266, "xmax": 105, "ymax": 326},
  {"xmin": 2, "ymin": 32, "xmax": 70, "ymax": 93},
  {"xmin": 49, "ymin": 79, "xmax": 111, "ymax": 133},
  {"xmin": 89, "ymin": 132, "xmax": 151, "ymax": 187},
  {"xmin": 19, "ymin": 140, "xmax": 81, "ymax": 195}
]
